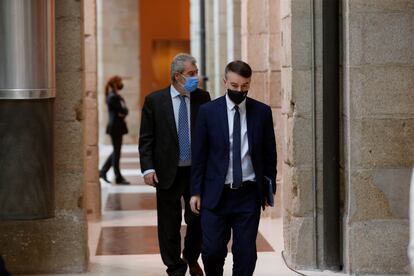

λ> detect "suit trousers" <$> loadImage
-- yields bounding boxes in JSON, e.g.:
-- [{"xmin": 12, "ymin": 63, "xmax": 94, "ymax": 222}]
[
  {"xmin": 0, "ymin": 256, "xmax": 10, "ymax": 276},
  {"xmin": 156, "ymin": 166, "xmax": 202, "ymax": 276},
  {"xmin": 100, "ymin": 133, "xmax": 123, "ymax": 182},
  {"xmin": 201, "ymin": 184, "xmax": 261, "ymax": 276}
]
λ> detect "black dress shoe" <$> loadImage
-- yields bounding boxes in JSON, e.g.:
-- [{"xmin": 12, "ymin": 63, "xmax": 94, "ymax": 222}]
[
  {"xmin": 183, "ymin": 258, "xmax": 204, "ymax": 276},
  {"xmin": 116, "ymin": 179, "xmax": 130, "ymax": 185},
  {"xmin": 99, "ymin": 173, "xmax": 110, "ymax": 183}
]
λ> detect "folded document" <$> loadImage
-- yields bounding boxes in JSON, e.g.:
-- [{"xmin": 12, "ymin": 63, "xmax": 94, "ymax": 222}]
[{"xmin": 264, "ymin": 176, "xmax": 274, "ymax": 207}]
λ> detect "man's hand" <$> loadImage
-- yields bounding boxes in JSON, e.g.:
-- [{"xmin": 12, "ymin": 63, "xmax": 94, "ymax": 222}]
[
  {"xmin": 144, "ymin": 172, "xmax": 158, "ymax": 187},
  {"xmin": 190, "ymin": 195, "xmax": 201, "ymax": 214}
]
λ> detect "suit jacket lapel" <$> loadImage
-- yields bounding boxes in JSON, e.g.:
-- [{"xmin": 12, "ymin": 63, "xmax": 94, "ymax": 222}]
[
  {"xmin": 246, "ymin": 98, "xmax": 254, "ymax": 155},
  {"xmin": 161, "ymin": 87, "xmax": 178, "ymax": 142},
  {"xmin": 190, "ymin": 90, "xmax": 198, "ymax": 131},
  {"xmin": 219, "ymin": 96, "xmax": 230, "ymax": 153}
]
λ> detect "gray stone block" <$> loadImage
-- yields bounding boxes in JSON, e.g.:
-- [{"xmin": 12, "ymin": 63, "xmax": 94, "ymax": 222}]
[
  {"xmin": 350, "ymin": 0, "xmax": 414, "ymax": 13},
  {"xmin": 291, "ymin": 11, "xmax": 312, "ymax": 69},
  {"xmin": 54, "ymin": 121, "xmax": 84, "ymax": 172},
  {"xmin": 284, "ymin": 116, "xmax": 314, "ymax": 168},
  {"xmin": 347, "ymin": 167, "xmax": 411, "ymax": 228},
  {"xmin": 348, "ymin": 170, "xmax": 395, "ymax": 222},
  {"xmin": 284, "ymin": 216, "xmax": 316, "ymax": 269},
  {"xmin": 349, "ymin": 118, "xmax": 414, "ymax": 169},
  {"xmin": 55, "ymin": 16, "xmax": 82, "ymax": 73},
  {"xmin": 54, "ymin": 169, "xmax": 84, "ymax": 210},
  {"xmin": 55, "ymin": 71, "xmax": 83, "ymax": 122},
  {"xmin": 282, "ymin": 165, "xmax": 314, "ymax": 217},
  {"xmin": 348, "ymin": 65, "xmax": 414, "ymax": 119},
  {"xmin": 347, "ymin": 11, "xmax": 414, "ymax": 66},
  {"xmin": 0, "ymin": 210, "xmax": 88, "ymax": 274},
  {"xmin": 348, "ymin": 220, "xmax": 410, "ymax": 274}
]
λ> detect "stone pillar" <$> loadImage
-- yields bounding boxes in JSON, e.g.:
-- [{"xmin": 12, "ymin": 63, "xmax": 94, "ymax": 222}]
[
  {"xmin": 280, "ymin": 0, "xmax": 317, "ymax": 269},
  {"xmin": 342, "ymin": 0, "xmax": 414, "ymax": 274},
  {"xmin": 83, "ymin": 0, "xmax": 100, "ymax": 220},
  {"xmin": 97, "ymin": 0, "xmax": 140, "ymax": 144},
  {"xmin": 205, "ymin": 0, "xmax": 215, "ymax": 95},
  {"xmin": 241, "ymin": 0, "xmax": 283, "ymax": 218},
  {"xmin": 213, "ymin": 0, "xmax": 227, "ymax": 98},
  {"xmin": 0, "ymin": 0, "xmax": 88, "ymax": 273},
  {"xmin": 226, "ymin": 0, "xmax": 241, "ymax": 61},
  {"xmin": 190, "ymin": 0, "xmax": 201, "ymax": 63}
]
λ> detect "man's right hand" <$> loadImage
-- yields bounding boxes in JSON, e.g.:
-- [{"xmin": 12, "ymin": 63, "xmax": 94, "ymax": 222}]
[
  {"xmin": 143, "ymin": 172, "xmax": 158, "ymax": 187},
  {"xmin": 190, "ymin": 195, "xmax": 201, "ymax": 214}
]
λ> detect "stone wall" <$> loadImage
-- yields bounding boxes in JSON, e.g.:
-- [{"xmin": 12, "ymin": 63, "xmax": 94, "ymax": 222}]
[
  {"xmin": 0, "ymin": 0, "xmax": 88, "ymax": 273},
  {"xmin": 213, "ymin": 0, "xmax": 228, "ymax": 98},
  {"xmin": 342, "ymin": 0, "xmax": 414, "ymax": 274},
  {"xmin": 97, "ymin": 0, "xmax": 140, "ymax": 144},
  {"xmin": 280, "ymin": 0, "xmax": 318, "ymax": 268},
  {"xmin": 83, "ymin": 0, "xmax": 100, "ymax": 220},
  {"xmin": 241, "ymin": 0, "xmax": 283, "ymax": 218}
]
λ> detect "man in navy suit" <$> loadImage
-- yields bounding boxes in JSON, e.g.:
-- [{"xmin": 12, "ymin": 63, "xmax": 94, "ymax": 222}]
[{"xmin": 190, "ymin": 60, "xmax": 277, "ymax": 276}]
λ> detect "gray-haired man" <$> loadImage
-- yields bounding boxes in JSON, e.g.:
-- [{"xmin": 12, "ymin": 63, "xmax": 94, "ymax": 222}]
[{"xmin": 139, "ymin": 53, "xmax": 211, "ymax": 276}]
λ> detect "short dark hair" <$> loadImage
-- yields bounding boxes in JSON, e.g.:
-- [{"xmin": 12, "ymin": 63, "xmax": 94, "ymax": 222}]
[{"xmin": 224, "ymin": 60, "xmax": 252, "ymax": 79}]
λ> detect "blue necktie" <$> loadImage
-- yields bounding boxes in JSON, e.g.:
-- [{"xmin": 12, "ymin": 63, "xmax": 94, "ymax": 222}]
[
  {"xmin": 178, "ymin": 95, "xmax": 190, "ymax": 161},
  {"xmin": 232, "ymin": 105, "xmax": 242, "ymax": 188}
]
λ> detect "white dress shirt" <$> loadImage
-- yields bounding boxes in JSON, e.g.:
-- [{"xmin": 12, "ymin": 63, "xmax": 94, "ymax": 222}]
[
  {"xmin": 225, "ymin": 94, "xmax": 256, "ymax": 184},
  {"xmin": 143, "ymin": 85, "xmax": 191, "ymax": 176}
]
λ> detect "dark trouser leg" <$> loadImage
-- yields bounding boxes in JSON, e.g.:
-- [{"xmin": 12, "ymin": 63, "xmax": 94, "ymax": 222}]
[
  {"xmin": 110, "ymin": 134, "xmax": 123, "ymax": 182},
  {"xmin": 230, "ymin": 185, "xmax": 261, "ymax": 276},
  {"xmin": 0, "ymin": 256, "xmax": 10, "ymax": 276},
  {"xmin": 201, "ymin": 207, "xmax": 231, "ymax": 276},
  {"xmin": 182, "ymin": 168, "xmax": 202, "ymax": 264},
  {"xmin": 100, "ymin": 152, "xmax": 113, "ymax": 176},
  {"xmin": 156, "ymin": 168, "xmax": 188, "ymax": 276}
]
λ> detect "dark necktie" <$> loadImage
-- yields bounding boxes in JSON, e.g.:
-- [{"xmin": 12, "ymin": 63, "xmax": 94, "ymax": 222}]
[
  {"xmin": 232, "ymin": 105, "xmax": 242, "ymax": 188},
  {"xmin": 178, "ymin": 95, "xmax": 190, "ymax": 161}
]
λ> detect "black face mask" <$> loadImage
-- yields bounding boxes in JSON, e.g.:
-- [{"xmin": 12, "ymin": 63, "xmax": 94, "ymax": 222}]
[{"xmin": 227, "ymin": 89, "xmax": 248, "ymax": 105}]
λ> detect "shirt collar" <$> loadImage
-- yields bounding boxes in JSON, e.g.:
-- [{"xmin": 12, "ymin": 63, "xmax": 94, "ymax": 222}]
[
  {"xmin": 225, "ymin": 93, "xmax": 246, "ymax": 111},
  {"xmin": 170, "ymin": 84, "xmax": 189, "ymax": 98}
]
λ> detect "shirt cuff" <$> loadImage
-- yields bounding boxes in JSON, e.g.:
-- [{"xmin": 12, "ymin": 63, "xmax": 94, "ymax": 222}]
[{"xmin": 142, "ymin": 169, "xmax": 155, "ymax": 176}]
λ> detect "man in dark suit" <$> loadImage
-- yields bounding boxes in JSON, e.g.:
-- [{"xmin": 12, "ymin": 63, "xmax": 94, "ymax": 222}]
[
  {"xmin": 139, "ymin": 53, "xmax": 211, "ymax": 276},
  {"xmin": 190, "ymin": 61, "xmax": 277, "ymax": 276}
]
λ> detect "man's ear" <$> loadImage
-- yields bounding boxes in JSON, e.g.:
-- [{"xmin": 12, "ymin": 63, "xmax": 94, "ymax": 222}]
[{"xmin": 174, "ymin": 72, "xmax": 181, "ymax": 82}]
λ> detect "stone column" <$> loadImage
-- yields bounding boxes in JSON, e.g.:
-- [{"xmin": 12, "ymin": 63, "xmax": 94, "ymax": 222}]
[
  {"xmin": 97, "ymin": 0, "xmax": 140, "ymax": 144},
  {"xmin": 226, "ymin": 0, "xmax": 241, "ymax": 61},
  {"xmin": 0, "ymin": 0, "xmax": 88, "ymax": 273},
  {"xmin": 342, "ymin": 0, "xmax": 414, "ymax": 274},
  {"xmin": 241, "ymin": 0, "xmax": 283, "ymax": 218},
  {"xmin": 190, "ymin": 0, "xmax": 201, "ymax": 63},
  {"xmin": 280, "ymin": 0, "xmax": 317, "ymax": 269},
  {"xmin": 83, "ymin": 0, "xmax": 100, "ymax": 220},
  {"xmin": 213, "ymin": 0, "xmax": 227, "ymax": 98},
  {"xmin": 205, "ymin": 0, "xmax": 215, "ymax": 95}
]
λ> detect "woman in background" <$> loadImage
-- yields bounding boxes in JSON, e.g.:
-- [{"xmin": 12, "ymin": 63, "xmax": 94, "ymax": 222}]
[{"xmin": 99, "ymin": 75, "xmax": 130, "ymax": 185}]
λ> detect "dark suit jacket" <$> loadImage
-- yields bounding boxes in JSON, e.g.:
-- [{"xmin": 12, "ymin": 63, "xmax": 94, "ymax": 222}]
[
  {"xmin": 139, "ymin": 86, "xmax": 211, "ymax": 189},
  {"xmin": 106, "ymin": 91, "xmax": 129, "ymax": 136},
  {"xmin": 191, "ymin": 96, "xmax": 277, "ymax": 209}
]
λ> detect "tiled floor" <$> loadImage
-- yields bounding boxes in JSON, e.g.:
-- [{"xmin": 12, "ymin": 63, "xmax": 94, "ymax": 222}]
[{"xmin": 27, "ymin": 144, "xmax": 346, "ymax": 276}]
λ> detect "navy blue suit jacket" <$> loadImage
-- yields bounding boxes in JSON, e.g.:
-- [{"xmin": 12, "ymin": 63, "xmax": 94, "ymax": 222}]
[{"xmin": 191, "ymin": 96, "xmax": 277, "ymax": 210}]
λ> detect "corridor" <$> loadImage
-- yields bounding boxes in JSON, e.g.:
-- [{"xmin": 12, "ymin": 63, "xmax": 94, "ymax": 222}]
[{"xmin": 21, "ymin": 145, "xmax": 344, "ymax": 276}]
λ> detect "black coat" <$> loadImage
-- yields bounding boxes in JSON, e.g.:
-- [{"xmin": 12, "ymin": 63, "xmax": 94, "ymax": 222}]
[
  {"xmin": 139, "ymin": 87, "xmax": 211, "ymax": 189},
  {"xmin": 106, "ymin": 91, "xmax": 129, "ymax": 136}
]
